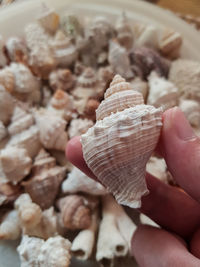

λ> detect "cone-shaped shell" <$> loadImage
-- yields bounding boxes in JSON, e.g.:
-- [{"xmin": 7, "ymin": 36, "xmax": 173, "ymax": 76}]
[
  {"xmin": 49, "ymin": 69, "xmax": 75, "ymax": 92},
  {"xmin": 81, "ymin": 75, "xmax": 162, "ymax": 208},
  {"xmin": 77, "ymin": 67, "xmax": 97, "ymax": 88}
]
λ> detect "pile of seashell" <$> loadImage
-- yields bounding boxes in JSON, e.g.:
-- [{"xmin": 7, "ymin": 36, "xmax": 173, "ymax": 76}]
[{"xmin": 0, "ymin": 4, "xmax": 200, "ymax": 267}]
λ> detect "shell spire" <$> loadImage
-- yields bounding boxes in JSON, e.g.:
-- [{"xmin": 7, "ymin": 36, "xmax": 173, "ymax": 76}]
[{"xmin": 81, "ymin": 75, "xmax": 162, "ymax": 208}]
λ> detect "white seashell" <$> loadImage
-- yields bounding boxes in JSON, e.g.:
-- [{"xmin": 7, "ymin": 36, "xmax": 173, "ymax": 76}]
[
  {"xmin": 129, "ymin": 77, "xmax": 149, "ymax": 102},
  {"xmin": 179, "ymin": 99, "xmax": 200, "ymax": 128},
  {"xmin": 147, "ymin": 71, "xmax": 179, "ymax": 111},
  {"xmin": 51, "ymin": 30, "xmax": 78, "ymax": 67},
  {"xmin": 0, "ymin": 35, "xmax": 7, "ymax": 68},
  {"xmin": 37, "ymin": 5, "xmax": 59, "ymax": 34},
  {"xmin": 108, "ymin": 40, "xmax": 134, "ymax": 79},
  {"xmin": 62, "ymin": 167, "xmax": 107, "ymax": 195},
  {"xmin": 6, "ymin": 125, "xmax": 42, "ymax": 158},
  {"xmin": 133, "ymin": 23, "xmax": 158, "ymax": 49},
  {"xmin": 35, "ymin": 109, "xmax": 68, "ymax": 151},
  {"xmin": 8, "ymin": 106, "xmax": 34, "ymax": 136},
  {"xmin": 0, "ymin": 121, "xmax": 7, "ymax": 142},
  {"xmin": 0, "ymin": 147, "xmax": 32, "ymax": 184},
  {"xmin": 169, "ymin": 59, "xmax": 200, "ymax": 101},
  {"xmin": 71, "ymin": 210, "xmax": 99, "ymax": 260},
  {"xmin": 68, "ymin": 118, "xmax": 94, "ymax": 139},
  {"xmin": 82, "ymin": 75, "xmax": 162, "ymax": 208},
  {"xmin": 6, "ymin": 37, "xmax": 28, "ymax": 63},
  {"xmin": 0, "ymin": 85, "xmax": 15, "ymax": 125},
  {"xmin": 146, "ymin": 156, "xmax": 168, "ymax": 184},
  {"xmin": 0, "ymin": 210, "xmax": 21, "ymax": 240}
]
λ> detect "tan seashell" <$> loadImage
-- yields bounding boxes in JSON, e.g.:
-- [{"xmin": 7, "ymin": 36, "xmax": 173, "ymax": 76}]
[
  {"xmin": 6, "ymin": 125, "xmax": 42, "ymax": 158},
  {"xmin": 0, "ymin": 68, "xmax": 15, "ymax": 93},
  {"xmin": 116, "ymin": 13, "xmax": 134, "ymax": 50},
  {"xmin": 35, "ymin": 109, "xmax": 68, "ymax": 151},
  {"xmin": 37, "ymin": 5, "xmax": 59, "ymax": 34},
  {"xmin": 8, "ymin": 106, "xmax": 34, "ymax": 136},
  {"xmin": 108, "ymin": 40, "xmax": 134, "ymax": 79},
  {"xmin": 22, "ymin": 149, "xmax": 65, "ymax": 209},
  {"xmin": 133, "ymin": 23, "xmax": 158, "ymax": 49},
  {"xmin": 159, "ymin": 28, "xmax": 182, "ymax": 59},
  {"xmin": 57, "ymin": 195, "xmax": 92, "ymax": 230},
  {"xmin": 81, "ymin": 75, "xmax": 162, "ymax": 208},
  {"xmin": 146, "ymin": 156, "xmax": 168, "ymax": 184},
  {"xmin": 0, "ymin": 35, "xmax": 7, "ymax": 68},
  {"xmin": 49, "ymin": 68, "xmax": 75, "ymax": 92},
  {"xmin": 0, "ymin": 147, "xmax": 32, "ymax": 185},
  {"xmin": 77, "ymin": 67, "xmax": 97, "ymax": 88},
  {"xmin": 129, "ymin": 77, "xmax": 149, "ymax": 102},
  {"xmin": 0, "ymin": 183, "xmax": 21, "ymax": 206},
  {"xmin": 62, "ymin": 167, "xmax": 107, "ymax": 195},
  {"xmin": 169, "ymin": 59, "xmax": 200, "ymax": 101},
  {"xmin": 68, "ymin": 118, "xmax": 94, "ymax": 139},
  {"xmin": 147, "ymin": 71, "xmax": 179, "ymax": 111},
  {"xmin": 0, "ymin": 210, "xmax": 21, "ymax": 240},
  {"xmin": 51, "ymin": 30, "xmax": 78, "ymax": 67},
  {"xmin": 6, "ymin": 37, "xmax": 28, "ymax": 64},
  {"xmin": 179, "ymin": 99, "xmax": 200, "ymax": 128},
  {"xmin": 0, "ymin": 85, "xmax": 15, "ymax": 125},
  {"xmin": 0, "ymin": 121, "xmax": 7, "ymax": 142},
  {"xmin": 84, "ymin": 98, "xmax": 100, "ymax": 121}
]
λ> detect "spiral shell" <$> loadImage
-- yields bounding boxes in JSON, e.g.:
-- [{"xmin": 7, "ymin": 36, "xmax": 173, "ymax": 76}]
[
  {"xmin": 37, "ymin": 5, "xmax": 59, "ymax": 34},
  {"xmin": 179, "ymin": 99, "xmax": 200, "ymax": 128},
  {"xmin": 116, "ymin": 13, "xmax": 133, "ymax": 50},
  {"xmin": 0, "ymin": 85, "xmax": 15, "ymax": 125},
  {"xmin": 49, "ymin": 68, "xmax": 75, "ymax": 92},
  {"xmin": 0, "ymin": 121, "xmax": 7, "ymax": 142},
  {"xmin": 0, "ymin": 68, "xmax": 15, "ymax": 93},
  {"xmin": 81, "ymin": 75, "xmax": 162, "ymax": 208},
  {"xmin": 35, "ymin": 109, "xmax": 68, "ymax": 151},
  {"xmin": 57, "ymin": 195, "xmax": 92, "ymax": 230},
  {"xmin": 6, "ymin": 37, "xmax": 28, "ymax": 63}
]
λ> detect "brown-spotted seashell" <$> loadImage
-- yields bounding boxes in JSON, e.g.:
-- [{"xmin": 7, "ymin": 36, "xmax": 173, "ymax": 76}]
[
  {"xmin": 108, "ymin": 40, "xmax": 134, "ymax": 79},
  {"xmin": 57, "ymin": 195, "xmax": 92, "ymax": 230},
  {"xmin": 0, "ymin": 121, "xmax": 7, "ymax": 142},
  {"xmin": 0, "ymin": 183, "xmax": 21, "ymax": 207},
  {"xmin": 159, "ymin": 28, "xmax": 182, "ymax": 59},
  {"xmin": 0, "ymin": 68, "xmax": 15, "ymax": 93},
  {"xmin": 35, "ymin": 109, "xmax": 68, "ymax": 151},
  {"xmin": 68, "ymin": 118, "xmax": 94, "ymax": 139},
  {"xmin": 0, "ymin": 147, "xmax": 32, "ymax": 185},
  {"xmin": 133, "ymin": 23, "xmax": 158, "ymax": 49},
  {"xmin": 0, "ymin": 210, "xmax": 21, "ymax": 240},
  {"xmin": 8, "ymin": 106, "xmax": 34, "ymax": 136},
  {"xmin": 0, "ymin": 85, "xmax": 15, "ymax": 125},
  {"xmin": 169, "ymin": 59, "xmax": 200, "ymax": 101},
  {"xmin": 179, "ymin": 99, "xmax": 200, "ymax": 128},
  {"xmin": 147, "ymin": 71, "xmax": 178, "ymax": 111},
  {"xmin": 83, "ymin": 98, "xmax": 100, "ymax": 121},
  {"xmin": 51, "ymin": 30, "xmax": 78, "ymax": 67},
  {"xmin": 81, "ymin": 75, "xmax": 162, "ymax": 208},
  {"xmin": 6, "ymin": 37, "xmax": 28, "ymax": 63},
  {"xmin": 49, "ymin": 68, "xmax": 75, "ymax": 92},
  {"xmin": 116, "ymin": 13, "xmax": 133, "ymax": 50},
  {"xmin": 0, "ymin": 35, "xmax": 7, "ymax": 68},
  {"xmin": 129, "ymin": 77, "xmax": 149, "ymax": 102},
  {"xmin": 22, "ymin": 150, "xmax": 66, "ymax": 209},
  {"xmin": 37, "ymin": 5, "xmax": 59, "ymax": 34},
  {"xmin": 129, "ymin": 46, "xmax": 170, "ymax": 80}
]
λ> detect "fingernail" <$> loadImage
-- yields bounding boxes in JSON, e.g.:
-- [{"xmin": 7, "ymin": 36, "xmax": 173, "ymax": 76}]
[{"xmin": 170, "ymin": 107, "xmax": 196, "ymax": 141}]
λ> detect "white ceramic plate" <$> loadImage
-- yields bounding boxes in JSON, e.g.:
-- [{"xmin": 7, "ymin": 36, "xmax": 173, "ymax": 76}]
[{"xmin": 0, "ymin": 0, "xmax": 200, "ymax": 266}]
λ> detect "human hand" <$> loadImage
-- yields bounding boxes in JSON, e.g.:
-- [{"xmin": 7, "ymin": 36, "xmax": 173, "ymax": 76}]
[{"xmin": 66, "ymin": 107, "xmax": 200, "ymax": 267}]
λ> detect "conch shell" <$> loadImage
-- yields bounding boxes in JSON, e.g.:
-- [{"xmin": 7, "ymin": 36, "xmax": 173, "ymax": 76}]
[
  {"xmin": 6, "ymin": 37, "xmax": 28, "ymax": 63},
  {"xmin": 49, "ymin": 68, "xmax": 75, "ymax": 92},
  {"xmin": 81, "ymin": 75, "xmax": 162, "ymax": 208},
  {"xmin": 0, "ymin": 210, "xmax": 21, "ymax": 240},
  {"xmin": 35, "ymin": 109, "xmax": 68, "ymax": 151},
  {"xmin": 179, "ymin": 99, "xmax": 200, "ymax": 128},
  {"xmin": 0, "ymin": 121, "xmax": 7, "ymax": 142},
  {"xmin": 147, "ymin": 71, "xmax": 179, "ymax": 111},
  {"xmin": 68, "ymin": 118, "xmax": 94, "ymax": 139},
  {"xmin": 0, "ymin": 147, "xmax": 32, "ymax": 184},
  {"xmin": 37, "ymin": 5, "xmax": 59, "ymax": 34},
  {"xmin": 116, "ymin": 13, "xmax": 133, "ymax": 50},
  {"xmin": 22, "ymin": 149, "xmax": 66, "ymax": 209}
]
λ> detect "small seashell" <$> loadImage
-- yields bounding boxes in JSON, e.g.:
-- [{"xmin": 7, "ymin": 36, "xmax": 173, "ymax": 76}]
[
  {"xmin": 179, "ymin": 99, "xmax": 200, "ymax": 128},
  {"xmin": 0, "ymin": 182, "xmax": 21, "ymax": 206},
  {"xmin": 62, "ymin": 167, "xmax": 107, "ymax": 195},
  {"xmin": 116, "ymin": 13, "xmax": 134, "ymax": 50},
  {"xmin": 68, "ymin": 118, "xmax": 94, "ymax": 139},
  {"xmin": 22, "ymin": 149, "xmax": 66, "ymax": 209},
  {"xmin": 97, "ymin": 65, "xmax": 115, "ymax": 91},
  {"xmin": 133, "ymin": 23, "xmax": 158, "ymax": 49},
  {"xmin": 0, "ymin": 68, "xmax": 15, "ymax": 93},
  {"xmin": 146, "ymin": 156, "xmax": 168, "ymax": 184},
  {"xmin": 83, "ymin": 98, "xmax": 100, "ymax": 121},
  {"xmin": 51, "ymin": 30, "xmax": 78, "ymax": 67},
  {"xmin": 77, "ymin": 67, "xmax": 97, "ymax": 88},
  {"xmin": 147, "ymin": 71, "xmax": 179, "ymax": 111},
  {"xmin": 49, "ymin": 68, "xmax": 75, "ymax": 92},
  {"xmin": 0, "ymin": 147, "xmax": 32, "ymax": 185},
  {"xmin": 57, "ymin": 195, "xmax": 92, "ymax": 230},
  {"xmin": 82, "ymin": 75, "xmax": 162, "ymax": 208},
  {"xmin": 6, "ymin": 37, "xmax": 28, "ymax": 63},
  {"xmin": 0, "ymin": 35, "xmax": 8, "ymax": 68},
  {"xmin": 61, "ymin": 14, "xmax": 84, "ymax": 40},
  {"xmin": 129, "ymin": 77, "xmax": 149, "ymax": 102},
  {"xmin": 169, "ymin": 59, "xmax": 200, "ymax": 101},
  {"xmin": 8, "ymin": 106, "xmax": 34, "ymax": 136},
  {"xmin": 0, "ymin": 85, "xmax": 15, "ymax": 125},
  {"xmin": 159, "ymin": 28, "xmax": 182, "ymax": 59},
  {"xmin": 0, "ymin": 210, "xmax": 21, "ymax": 240},
  {"xmin": 108, "ymin": 40, "xmax": 134, "ymax": 79},
  {"xmin": 37, "ymin": 5, "xmax": 59, "ymax": 34},
  {"xmin": 0, "ymin": 121, "xmax": 7, "ymax": 142},
  {"xmin": 35, "ymin": 109, "xmax": 68, "ymax": 151},
  {"xmin": 130, "ymin": 46, "xmax": 170, "ymax": 80}
]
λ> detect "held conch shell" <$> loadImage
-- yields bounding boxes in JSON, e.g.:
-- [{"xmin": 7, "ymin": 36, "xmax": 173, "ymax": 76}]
[{"xmin": 81, "ymin": 75, "xmax": 162, "ymax": 208}]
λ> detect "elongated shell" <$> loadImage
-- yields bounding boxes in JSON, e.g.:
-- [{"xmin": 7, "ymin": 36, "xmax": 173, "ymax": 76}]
[
  {"xmin": 6, "ymin": 37, "xmax": 28, "ymax": 63},
  {"xmin": 116, "ymin": 13, "xmax": 133, "ymax": 50},
  {"xmin": 82, "ymin": 75, "xmax": 162, "ymax": 208},
  {"xmin": 179, "ymin": 99, "xmax": 200, "ymax": 128},
  {"xmin": 0, "ymin": 121, "xmax": 7, "ymax": 142},
  {"xmin": 0, "ymin": 147, "xmax": 32, "ymax": 184},
  {"xmin": 147, "ymin": 71, "xmax": 179, "ymax": 111},
  {"xmin": 0, "ymin": 210, "xmax": 21, "ymax": 240},
  {"xmin": 49, "ymin": 68, "xmax": 75, "ymax": 92}
]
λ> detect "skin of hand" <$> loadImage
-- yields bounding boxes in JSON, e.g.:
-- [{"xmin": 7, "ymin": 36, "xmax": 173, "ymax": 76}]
[{"xmin": 66, "ymin": 107, "xmax": 200, "ymax": 267}]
